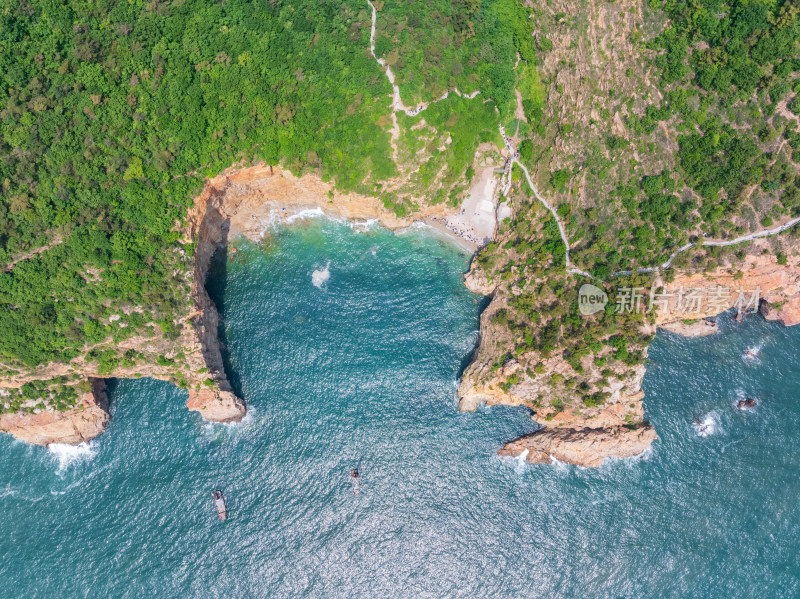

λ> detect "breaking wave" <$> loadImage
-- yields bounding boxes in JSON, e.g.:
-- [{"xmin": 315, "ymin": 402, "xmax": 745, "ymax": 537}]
[
  {"xmin": 311, "ymin": 261, "xmax": 331, "ymax": 288},
  {"xmin": 48, "ymin": 442, "xmax": 97, "ymax": 473}
]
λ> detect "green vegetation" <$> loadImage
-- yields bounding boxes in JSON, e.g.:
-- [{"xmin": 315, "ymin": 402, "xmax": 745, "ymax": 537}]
[
  {"xmin": 0, "ymin": 376, "xmax": 80, "ymax": 414},
  {"xmin": 514, "ymin": 0, "xmax": 799, "ymax": 277},
  {"xmin": 0, "ymin": 0, "xmax": 526, "ymax": 371},
  {"xmin": 374, "ymin": 0, "xmax": 532, "ymax": 112},
  {"xmin": 0, "ymin": 0, "xmax": 797, "ymax": 425}
]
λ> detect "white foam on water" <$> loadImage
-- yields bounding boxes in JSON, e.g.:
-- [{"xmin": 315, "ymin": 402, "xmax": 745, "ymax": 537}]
[
  {"xmin": 350, "ymin": 219, "xmax": 378, "ymax": 233},
  {"xmin": 742, "ymin": 343, "xmax": 763, "ymax": 363},
  {"xmin": 0, "ymin": 484, "xmax": 46, "ymax": 503},
  {"xmin": 395, "ymin": 221, "xmax": 429, "ymax": 238},
  {"xmin": 549, "ymin": 455, "xmax": 572, "ymax": 472},
  {"xmin": 48, "ymin": 442, "xmax": 97, "ymax": 473},
  {"xmin": 0, "ymin": 483, "xmax": 18, "ymax": 499},
  {"xmin": 513, "ymin": 449, "xmax": 530, "ymax": 474},
  {"xmin": 497, "ymin": 449, "xmax": 530, "ymax": 474},
  {"xmin": 286, "ymin": 207, "xmax": 324, "ymax": 224},
  {"xmin": 693, "ymin": 412, "xmax": 720, "ymax": 437},
  {"xmin": 312, "ymin": 261, "xmax": 331, "ymax": 288},
  {"xmin": 602, "ymin": 444, "xmax": 654, "ymax": 469},
  {"xmin": 199, "ymin": 406, "xmax": 259, "ymax": 441}
]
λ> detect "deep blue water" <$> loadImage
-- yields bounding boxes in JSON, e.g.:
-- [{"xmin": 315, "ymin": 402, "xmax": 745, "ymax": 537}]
[{"xmin": 2, "ymin": 218, "xmax": 799, "ymax": 598}]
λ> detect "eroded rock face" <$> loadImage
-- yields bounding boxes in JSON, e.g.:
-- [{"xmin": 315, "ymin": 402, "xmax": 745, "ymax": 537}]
[
  {"xmin": 463, "ymin": 264, "xmax": 496, "ymax": 296},
  {"xmin": 656, "ymin": 255, "xmax": 800, "ymax": 327},
  {"xmin": 0, "ymin": 379, "xmax": 109, "ymax": 446},
  {"xmin": 659, "ymin": 319, "xmax": 719, "ymax": 337},
  {"xmin": 187, "ymin": 388, "xmax": 245, "ymax": 423},
  {"xmin": 498, "ymin": 423, "xmax": 657, "ymax": 468}
]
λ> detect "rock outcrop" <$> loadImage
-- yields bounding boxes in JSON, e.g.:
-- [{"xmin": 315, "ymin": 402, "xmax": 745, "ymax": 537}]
[
  {"xmin": 497, "ymin": 423, "xmax": 657, "ymax": 467},
  {"xmin": 460, "ymin": 251, "xmax": 800, "ymax": 467},
  {"xmin": 185, "ymin": 194, "xmax": 245, "ymax": 423},
  {"xmin": 656, "ymin": 254, "xmax": 800, "ymax": 328},
  {"xmin": 658, "ymin": 318, "xmax": 719, "ymax": 337},
  {"xmin": 0, "ymin": 379, "xmax": 109, "ymax": 446}
]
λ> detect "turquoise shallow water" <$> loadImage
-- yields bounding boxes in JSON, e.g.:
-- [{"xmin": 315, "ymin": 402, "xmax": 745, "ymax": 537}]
[{"xmin": 2, "ymin": 218, "xmax": 800, "ymax": 598}]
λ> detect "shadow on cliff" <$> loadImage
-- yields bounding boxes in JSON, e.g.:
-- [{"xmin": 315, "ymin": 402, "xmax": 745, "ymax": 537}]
[
  {"xmin": 204, "ymin": 245, "xmax": 244, "ymax": 400},
  {"xmin": 456, "ymin": 293, "xmax": 492, "ymax": 379}
]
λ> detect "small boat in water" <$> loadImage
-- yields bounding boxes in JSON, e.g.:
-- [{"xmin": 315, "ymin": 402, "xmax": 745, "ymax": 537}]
[
  {"xmin": 212, "ymin": 490, "xmax": 227, "ymax": 520},
  {"xmin": 351, "ymin": 470, "xmax": 360, "ymax": 496}
]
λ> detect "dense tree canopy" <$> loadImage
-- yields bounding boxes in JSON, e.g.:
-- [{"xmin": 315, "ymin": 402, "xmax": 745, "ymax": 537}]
[{"xmin": 0, "ymin": 0, "xmax": 527, "ymax": 369}]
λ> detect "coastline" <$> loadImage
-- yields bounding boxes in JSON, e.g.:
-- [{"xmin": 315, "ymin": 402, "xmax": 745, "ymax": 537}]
[
  {"xmin": 6, "ymin": 159, "xmax": 798, "ymax": 468},
  {"xmin": 0, "ymin": 162, "xmax": 492, "ymax": 447},
  {"xmin": 196, "ymin": 163, "xmax": 492, "ymax": 255}
]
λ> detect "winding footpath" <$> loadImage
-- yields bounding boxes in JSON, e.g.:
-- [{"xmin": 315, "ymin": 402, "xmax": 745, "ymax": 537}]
[
  {"xmin": 365, "ymin": 0, "xmax": 799, "ymax": 279},
  {"xmin": 4, "ymin": 236, "xmax": 63, "ymax": 272},
  {"xmin": 367, "ymin": 0, "xmax": 480, "ymax": 117},
  {"xmin": 499, "ymin": 127, "xmax": 800, "ymax": 280},
  {"xmin": 610, "ymin": 216, "xmax": 800, "ymax": 276}
]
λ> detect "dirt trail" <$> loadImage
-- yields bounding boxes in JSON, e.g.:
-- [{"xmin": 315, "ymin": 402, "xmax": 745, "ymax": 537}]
[
  {"xmin": 366, "ymin": 0, "xmax": 480, "ymax": 116},
  {"xmin": 4, "ymin": 236, "xmax": 63, "ymax": 272}
]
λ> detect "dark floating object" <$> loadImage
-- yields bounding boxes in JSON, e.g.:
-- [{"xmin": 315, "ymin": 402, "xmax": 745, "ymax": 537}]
[{"xmin": 736, "ymin": 398, "xmax": 758, "ymax": 410}]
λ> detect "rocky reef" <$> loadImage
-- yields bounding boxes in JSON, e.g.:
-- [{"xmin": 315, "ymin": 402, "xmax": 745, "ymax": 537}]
[{"xmin": 498, "ymin": 423, "xmax": 656, "ymax": 467}]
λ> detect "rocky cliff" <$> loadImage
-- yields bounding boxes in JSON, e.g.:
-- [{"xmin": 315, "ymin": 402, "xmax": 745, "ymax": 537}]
[
  {"xmin": 458, "ymin": 251, "xmax": 800, "ymax": 467},
  {"xmin": 498, "ymin": 423, "xmax": 656, "ymax": 467},
  {"xmin": 0, "ymin": 379, "xmax": 109, "ymax": 446},
  {"xmin": 656, "ymin": 254, "xmax": 800, "ymax": 329},
  {"xmin": 0, "ymin": 161, "xmax": 467, "ymax": 447}
]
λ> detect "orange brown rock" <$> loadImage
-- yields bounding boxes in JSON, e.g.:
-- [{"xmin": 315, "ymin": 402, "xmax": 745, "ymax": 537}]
[
  {"xmin": 498, "ymin": 423, "xmax": 657, "ymax": 468},
  {"xmin": 0, "ymin": 379, "xmax": 110, "ymax": 446}
]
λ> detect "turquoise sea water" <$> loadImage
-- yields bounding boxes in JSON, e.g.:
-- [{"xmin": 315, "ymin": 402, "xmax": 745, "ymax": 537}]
[{"xmin": 2, "ymin": 217, "xmax": 799, "ymax": 598}]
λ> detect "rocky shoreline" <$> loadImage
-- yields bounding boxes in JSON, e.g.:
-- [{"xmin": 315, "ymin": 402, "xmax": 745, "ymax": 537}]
[
  {"xmin": 0, "ymin": 163, "xmax": 486, "ymax": 447},
  {"xmin": 498, "ymin": 423, "xmax": 657, "ymax": 468},
  {"xmin": 457, "ymin": 251, "xmax": 800, "ymax": 467},
  {"xmin": 4, "ymin": 162, "xmax": 799, "ymax": 470},
  {"xmin": 0, "ymin": 379, "xmax": 109, "ymax": 446}
]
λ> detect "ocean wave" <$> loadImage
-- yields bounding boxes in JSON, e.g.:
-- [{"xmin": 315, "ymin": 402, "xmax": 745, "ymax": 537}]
[
  {"xmin": 548, "ymin": 455, "xmax": 573, "ymax": 472},
  {"xmin": 48, "ymin": 442, "xmax": 97, "ymax": 473},
  {"xmin": 498, "ymin": 449, "xmax": 530, "ymax": 474},
  {"xmin": 199, "ymin": 406, "xmax": 259, "ymax": 441},
  {"xmin": 742, "ymin": 343, "xmax": 763, "ymax": 364},
  {"xmin": 693, "ymin": 412, "xmax": 720, "ymax": 437},
  {"xmin": 602, "ymin": 444, "xmax": 654, "ymax": 468},
  {"xmin": 285, "ymin": 207, "xmax": 325, "ymax": 224},
  {"xmin": 312, "ymin": 261, "xmax": 331, "ymax": 288},
  {"xmin": 0, "ymin": 483, "xmax": 18, "ymax": 499},
  {"xmin": 0, "ymin": 483, "xmax": 47, "ymax": 503},
  {"xmin": 349, "ymin": 219, "xmax": 379, "ymax": 233}
]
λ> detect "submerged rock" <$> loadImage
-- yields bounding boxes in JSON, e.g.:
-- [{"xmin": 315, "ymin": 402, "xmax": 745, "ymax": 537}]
[
  {"xmin": 736, "ymin": 398, "xmax": 758, "ymax": 409},
  {"xmin": 498, "ymin": 423, "xmax": 657, "ymax": 468}
]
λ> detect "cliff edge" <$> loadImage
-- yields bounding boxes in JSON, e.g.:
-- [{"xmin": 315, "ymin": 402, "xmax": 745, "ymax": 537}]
[
  {"xmin": 0, "ymin": 379, "xmax": 109, "ymax": 446},
  {"xmin": 458, "ymin": 251, "xmax": 800, "ymax": 468}
]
